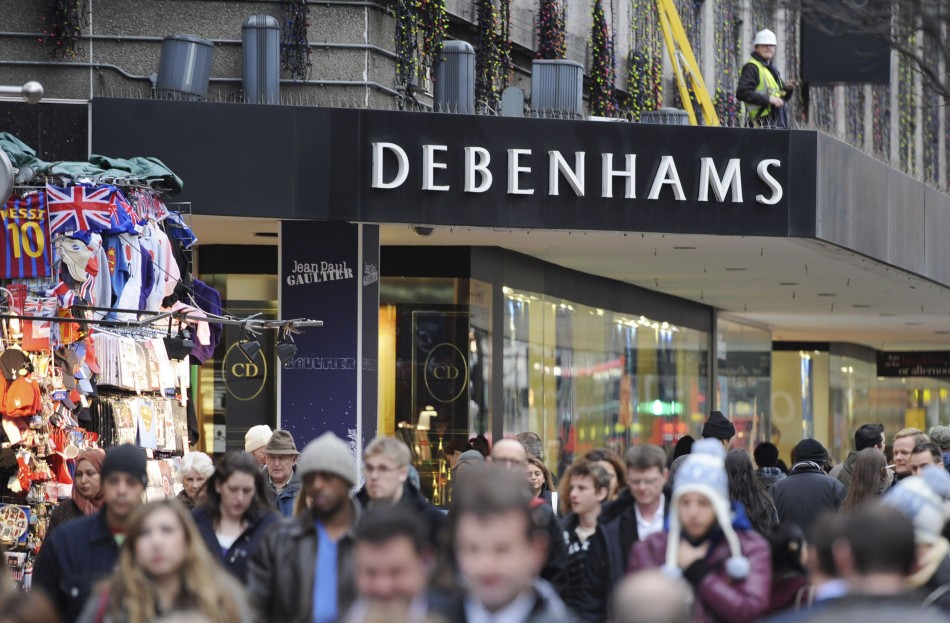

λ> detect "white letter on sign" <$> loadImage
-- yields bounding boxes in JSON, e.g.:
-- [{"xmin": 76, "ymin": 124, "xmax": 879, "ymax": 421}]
[{"xmin": 371, "ymin": 142, "xmax": 409, "ymax": 189}]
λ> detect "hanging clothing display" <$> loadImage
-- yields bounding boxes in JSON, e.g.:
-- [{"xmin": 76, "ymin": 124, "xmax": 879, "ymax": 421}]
[{"xmin": 0, "ymin": 133, "xmax": 219, "ymax": 593}]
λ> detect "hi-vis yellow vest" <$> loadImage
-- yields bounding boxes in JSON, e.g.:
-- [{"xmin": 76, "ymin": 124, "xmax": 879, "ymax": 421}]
[{"xmin": 745, "ymin": 57, "xmax": 782, "ymax": 118}]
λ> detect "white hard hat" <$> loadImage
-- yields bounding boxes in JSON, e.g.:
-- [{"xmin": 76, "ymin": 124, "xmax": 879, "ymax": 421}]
[{"xmin": 753, "ymin": 29, "xmax": 777, "ymax": 46}]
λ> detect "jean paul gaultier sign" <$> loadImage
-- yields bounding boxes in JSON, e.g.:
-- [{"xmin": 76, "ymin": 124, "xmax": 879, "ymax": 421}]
[{"xmin": 359, "ymin": 112, "xmax": 807, "ymax": 237}]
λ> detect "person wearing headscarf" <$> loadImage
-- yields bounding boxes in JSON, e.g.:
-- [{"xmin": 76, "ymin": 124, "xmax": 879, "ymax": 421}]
[{"xmin": 48, "ymin": 448, "xmax": 106, "ymax": 536}]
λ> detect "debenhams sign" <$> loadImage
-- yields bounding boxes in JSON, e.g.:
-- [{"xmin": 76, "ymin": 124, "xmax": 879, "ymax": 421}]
[{"xmin": 370, "ymin": 142, "xmax": 784, "ymax": 205}]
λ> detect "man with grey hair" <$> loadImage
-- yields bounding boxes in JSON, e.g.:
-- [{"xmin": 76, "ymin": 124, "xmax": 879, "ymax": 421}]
[
  {"xmin": 611, "ymin": 570, "xmax": 693, "ymax": 623},
  {"xmin": 356, "ymin": 436, "xmax": 446, "ymax": 547},
  {"xmin": 516, "ymin": 431, "xmax": 544, "ymax": 460}
]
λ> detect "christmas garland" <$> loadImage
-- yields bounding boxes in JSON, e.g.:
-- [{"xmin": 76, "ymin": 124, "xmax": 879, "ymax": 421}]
[
  {"xmin": 712, "ymin": 0, "xmax": 741, "ymax": 126},
  {"xmin": 845, "ymin": 86, "xmax": 865, "ymax": 147},
  {"xmin": 623, "ymin": 0, "xmax": 662, "ymax": 121},
  {"xmin": 475, "ymin": 0, "xmax": 511, "ymax": 109},
  {"xmin": 537, "ymin": 0, "xmax": 567, "ymax": 60},
  {"xmin": 42, "ymin": 0, "xmax": 87, "ymax": 59},
  {"xmin": 589, "ymin": 0, "xmax": 616, "ymax": 116},
  {"xmin": 420, "ymin": 0, "xmax": 448, "ymax": 72},
  {"xmin": 394, "ymin": 0, "xmax": 420, "ymax": 88},
  {"xmin": 280, "ymin": 0, "xmax": 312, "ymax": 80}
]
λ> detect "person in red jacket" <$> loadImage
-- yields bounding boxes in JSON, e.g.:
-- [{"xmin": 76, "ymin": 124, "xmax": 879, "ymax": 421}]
[{"xmin": 628, "ymin": 438, "xmax": 772, "ymax": 623}]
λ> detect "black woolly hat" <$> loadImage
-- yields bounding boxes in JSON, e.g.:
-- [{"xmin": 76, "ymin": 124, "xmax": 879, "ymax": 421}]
[{"xmin": 702, "ymin": 410, "xmax": 736, "ymax": 440}]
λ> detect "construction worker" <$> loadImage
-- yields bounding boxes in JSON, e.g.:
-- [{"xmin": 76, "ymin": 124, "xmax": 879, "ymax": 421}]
[{"xmin": 736, "ymin": 29, "xmax": 796, "ymax": 128}]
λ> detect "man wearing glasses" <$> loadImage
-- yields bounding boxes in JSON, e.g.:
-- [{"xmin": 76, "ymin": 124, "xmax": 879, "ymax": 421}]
[
  {"xmin": 490, "ymin": 437, "xmax": 568, "ymax": 595},
  {"xmin": 599, "ymin": 444, "xmax": 670, "ymax": 571},
  {"xmin": 357, "ymin": 436, "xmax": 446, "ymax": 548}
]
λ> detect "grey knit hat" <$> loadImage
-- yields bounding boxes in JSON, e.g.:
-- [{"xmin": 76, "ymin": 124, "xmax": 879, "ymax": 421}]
[
  {"xmin": 929, "ymin": 426, "xmax": 950, "ymax": 452},
  {"xmin": 298, "ymin": 432, "xmax": 356, "ymax": 486}
]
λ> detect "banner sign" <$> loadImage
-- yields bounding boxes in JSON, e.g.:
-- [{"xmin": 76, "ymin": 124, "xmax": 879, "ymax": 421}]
[
  {"xmin": 280, "ymin": 221, "xmax": 379, "ymax": 452},
  {"xmin": 877, "ymin": 351, "xmax": 950, "ymax": 378}
]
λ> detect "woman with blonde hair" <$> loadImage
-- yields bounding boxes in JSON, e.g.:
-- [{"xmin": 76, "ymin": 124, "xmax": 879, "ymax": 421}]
[{"xmin": 77, "ymin": 500, "xmax": 251, "ymax": 623}]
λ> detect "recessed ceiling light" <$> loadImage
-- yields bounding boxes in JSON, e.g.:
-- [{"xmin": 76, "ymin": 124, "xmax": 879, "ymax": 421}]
[{"xmin": 254, "ymin": 232, "xmax": 278, "ymax": 238}]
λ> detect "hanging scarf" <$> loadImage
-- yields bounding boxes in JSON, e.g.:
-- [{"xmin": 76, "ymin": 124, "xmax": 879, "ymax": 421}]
[{"xmin": 72, "ymin": 448, "xmax": 106, "ymax": 515}]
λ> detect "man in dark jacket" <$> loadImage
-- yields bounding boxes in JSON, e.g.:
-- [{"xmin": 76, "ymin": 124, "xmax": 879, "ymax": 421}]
[
  {"xmin": 829, "ymin": 423, "xmax": 893, "ymax": 491},
  {"xmin": 263, "ymin": 429, "xmax": 302, "ymax": 517},
  {"xmin": 356, "ymin": 436, "xmax": 447, "ymax": 548},
  {"xmin": 431, "ymin": 466, "xmax": 574, "ymax": 623},
  {"xmin": 771, "ymin": 439, "xmax": 846, "ymax": 535},
  {"xmin": 249, "ymin": 431, "xmax": 361, "ymax": 623},
  {"xmin": 491, "ymin": 438, "xmax": 568, "ymax": 596},
  {"xmin": 598, "ymin": 444, "xmax": 669, "ymax": 572},
  {"xmin": 562, "ymin": 461, "xmax": 622, "ymax": 622},
  {"xmin": 753, "ymin": 442, "xmax": 786, "ymax": 490},
  {"xmin": 33, "ymin": 444, "xmax": 147, "ymax": 623},
  {"xmin": 346, "ymin": 505, "xmax": 440, "ymax": 621}
]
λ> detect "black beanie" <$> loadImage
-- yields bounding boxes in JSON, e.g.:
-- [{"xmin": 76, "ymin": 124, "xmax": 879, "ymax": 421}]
[
  {"xmin": 100, "ymin": 444, "xmax": 148, "ymax": 486},
  {"xmin": 793, "ymin": 438, "xmax": 827, "ymax": 465},
  {"xmin": 702, "ymin": 411, "xmax": 736, "ymax": 440}
]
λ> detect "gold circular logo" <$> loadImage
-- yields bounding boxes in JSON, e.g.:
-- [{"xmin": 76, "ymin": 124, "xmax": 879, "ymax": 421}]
[
  {"xmin": 223, "ymin": 342, "xmax": 268, "ymax": 401},
  {"xmin": 423, "ymin": 342, "xmax": 469, "ymax": 403}
]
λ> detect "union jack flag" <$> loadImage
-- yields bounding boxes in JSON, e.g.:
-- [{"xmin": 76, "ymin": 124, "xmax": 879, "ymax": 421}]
[
  {"xmin": 110, "ymin": 189, "xmax": 144, "ymax": 234},
  {"xmin": 46, "ymin": 185, "xmax": 135, "ymax": 237}
]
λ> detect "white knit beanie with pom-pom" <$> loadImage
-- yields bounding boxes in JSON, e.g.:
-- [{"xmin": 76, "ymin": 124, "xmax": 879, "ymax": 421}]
[{"xmin": 662, "ymin": 438, "xmax": 751, "ymax": 580}]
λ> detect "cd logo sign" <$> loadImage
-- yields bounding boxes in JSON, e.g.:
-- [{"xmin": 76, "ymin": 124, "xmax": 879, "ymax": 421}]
[
  {"xmin": 223, "ymin": 342, "xmax": 268, "ymax": 401},
  {"xmin": 424, "ymin": 343, "xmax": 468, "ymax": 403}
]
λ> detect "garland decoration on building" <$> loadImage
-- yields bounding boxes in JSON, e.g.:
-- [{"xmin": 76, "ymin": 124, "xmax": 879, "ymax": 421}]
[
  {"xmin": 712, "ymin": 0, "xmax": 741, "ymax": 126},
  {"xmin": 537, "ymin": 0, "xmax": 567, "ymax": 59},
  {"xmin": 624, "ymin": 0, "xmax": 662, "ymax": 121},
  {"xmin": 845, "ymin": 86, "xmax": 865, "ymax": 148},
  {"xmin": 394, "ymin": 0, "xmax": 421, "ymax": 88},
  {"xmin": 280, "ymin": 0, "xmax": 312, "ymax": 80},
  {"xmin": 41, "ymin": 0, "xmax": 87, "ymax": 59},
  {"xmin": 589, "ymin": 0, "xmax": 617, "ymax": 117},
  {"xmin": 420, "ymin": 0, "xmax": 448, "ymax": 72},
  {"xmin": 475, "ymin": 0, "xmax": 512, "ymax": 109},
  {"xmin": 871, "ymin": 84, "xmax": 890, "ymax": 160}
]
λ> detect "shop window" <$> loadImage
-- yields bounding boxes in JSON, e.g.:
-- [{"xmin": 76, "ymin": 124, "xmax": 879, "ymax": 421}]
[
  {"xmin": 502, "ymin": 287, "xmax": 708, "ymax": 480},
  {"xmin": 379, "ymin": 277, "xmax": 492, "ymax": 504},
  {"xmin": 715, "ymin": 317, "xmax": 773, "ymax": 455}
]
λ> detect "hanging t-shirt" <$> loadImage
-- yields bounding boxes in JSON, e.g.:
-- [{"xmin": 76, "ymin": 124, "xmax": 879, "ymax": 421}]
[
  {"xmin": 101, "ymin": 234, "xmax": 130, "ymax": 309},
  {"xmin": 312, "ymin": 522, "xmax": 339, "ymax": 623},
  {"xmin": 135, "ymin": 398, "xmax": 158, "ymax": 449},
  {"xmin": 115, "ymin": 233, "xmax": 145, "ymax": 320}
]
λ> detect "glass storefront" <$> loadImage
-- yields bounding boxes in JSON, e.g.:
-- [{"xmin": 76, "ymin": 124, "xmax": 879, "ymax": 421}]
[
  {"xmin": 715, "ymin": 317, "xmax": 772, "ymax": 454},
  {"xmin": 772, "ymin": 348, "xmax": 950, "ymax": 465},
  {"xmin": 502, "ymin": 287, "xmax": 709, "ymax": 478}
]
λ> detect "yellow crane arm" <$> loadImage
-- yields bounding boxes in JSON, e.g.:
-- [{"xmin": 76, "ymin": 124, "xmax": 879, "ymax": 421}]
[{"xmin": 655, "ymin": 0, "xmax": 720, "ymax": 126}]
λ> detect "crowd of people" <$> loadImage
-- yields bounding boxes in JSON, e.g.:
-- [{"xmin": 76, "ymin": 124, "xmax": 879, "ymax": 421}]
[{"xmin": 4, "ymin": 414, "xmax": 950, "ymax": 623}]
